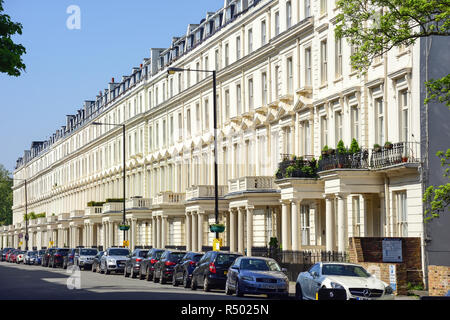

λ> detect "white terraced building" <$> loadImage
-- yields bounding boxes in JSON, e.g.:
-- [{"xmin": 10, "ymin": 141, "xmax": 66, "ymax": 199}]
[{"xmin": 2, "ymin": 0, "xmax": 448, "ymax": 274}]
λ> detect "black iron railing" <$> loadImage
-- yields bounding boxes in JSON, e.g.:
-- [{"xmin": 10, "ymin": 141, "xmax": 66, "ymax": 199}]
[
  {"xmin": 318, "ymin": 150, "xmax": 369, "ymax": 172},
  {"xmin": 276, "ymin": 155, "xmax": 318, "ymax": 179},
  {"xmin": 370, "ymin": 142, "xmax": 420, "ymax": 169}
]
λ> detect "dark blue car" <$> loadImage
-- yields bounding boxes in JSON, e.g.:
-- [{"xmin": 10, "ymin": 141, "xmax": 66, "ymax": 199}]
[
  {"xmin": 172, "ymin": 251, "xmax": 204, "ymax": 288},
  {"xmin": 35, "ymin": 249, "xmax": 46, "ymax": 265}
]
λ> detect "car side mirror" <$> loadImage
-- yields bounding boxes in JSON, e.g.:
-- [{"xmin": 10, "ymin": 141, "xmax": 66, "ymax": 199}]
[
  {"xmin": 312, "ymin": 271, "xmax": 319, "ymax": 278},
  {"xmin": 282, "ymin": 268, "xmax": 288, "ymax": 273}
]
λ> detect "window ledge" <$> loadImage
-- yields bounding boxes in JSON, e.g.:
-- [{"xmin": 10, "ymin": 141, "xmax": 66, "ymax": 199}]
[
  {"xmin": 333, "ymin": 77, "xmax": 343, "ymax": 84},
  {"xmin": 319, "ymin": 83, "xmax": 328, "ymax": 90}
]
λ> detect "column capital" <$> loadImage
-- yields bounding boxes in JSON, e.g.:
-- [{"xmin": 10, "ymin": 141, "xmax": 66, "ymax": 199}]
[
  {"xmin": 335, "ymin": 192, "xmax": 349, "ymax": 199},
  {"xmin": 290, "ymin": 198, "xmax": 302, "ymax": 205}
]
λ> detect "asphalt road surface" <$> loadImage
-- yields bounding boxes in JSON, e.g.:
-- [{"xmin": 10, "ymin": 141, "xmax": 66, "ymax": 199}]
[{"xmin": 0, "ymin": 262, "xmax": 254, "ymax": 300}]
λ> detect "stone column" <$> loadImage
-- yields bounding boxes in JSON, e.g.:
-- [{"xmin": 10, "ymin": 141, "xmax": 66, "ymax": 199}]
[
  {"xmin": 325, "ymin": 196, "xmax": 334, "ymax": 252},
  {"xmin": 291, "ymin": 200, "xmax": 300, "ymax": 251},
  {"xmin": 161, "ymin": 216, "xmax": 167, "ymax": 249},
  {"xmin": 156, "ymin": 216, "xmax": 161, "ymax": 248},
  {"xmin": 281, "ymin": 201, "xmax": 291, "ymax": 251},
  {"xmin": 185, "ymin": 212, "xmax": 191, "ymax": 251},
  {"xmin": 230, "ymin": 209, "xmax": 237, "ymax": 252},
  {"xmin": 246, "ymin": 207, "xmax": 254, "ymax": 256},
  {"xmin": 131, "ymin": 218, "xmax": 137, "ymax": 250},
  {"xmin": 151, "ymin": 217, "xmax": 157, "ymax": 248},
  {"xmin": 198, "ymin": 212, "xmax": 204, "ymax": 252},
  {"xmin": 192, "ymin": 212, "xmax": 198, "ymax": 252},
  {"xmin": 337, "ymin": 194, "xmax": 346, "ymax": 254},
  {"xmin": 108, "ymin": 222, "xmax": 114, "ymax": 248},
  {"xmin": 238, "ymin": 207, "xmax": 245, "ymax": 254}
]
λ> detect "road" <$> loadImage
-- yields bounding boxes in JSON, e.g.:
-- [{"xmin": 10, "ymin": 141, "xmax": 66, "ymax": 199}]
[{"xmin": 0, "ymin": 262, "xmax": 254, "ymax": 300}]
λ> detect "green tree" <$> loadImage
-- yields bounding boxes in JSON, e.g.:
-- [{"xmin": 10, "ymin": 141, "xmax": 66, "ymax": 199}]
[
  {"xmin": 0, "ymin": 0, "xmax": 26, "ymax": 76},
  {"xmin": 0, "ymin": 164, "xmax": 13, "ymax": 226},
  {"xmin": 335, "ymin": 0, "xmax": 450, "ymax": 220}
]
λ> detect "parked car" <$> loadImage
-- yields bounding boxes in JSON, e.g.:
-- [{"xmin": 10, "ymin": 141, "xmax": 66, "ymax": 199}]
[
  {"xmin": 1, "ymin": 248, "xmax": 14, "ymax": 262},
  {"xmin": 35, "ymin": 250, "xmax": 45, "ymax": 265},
  {"xmin": 153, "ymin": 250, "xmax": 186, "ymax": 284},
  {"xmin": 24, "ymin": 251, "xmax": 37, "ymax": 265},
  {"xmin": 100, "ymin": 247, "xmax": 130, "ymax": 274},
  {"xmin": 172, "ymin": 251, "xmax": 204, "ymax": 288},
  {"xmin": 225, "ymin": 257, "xmax": 289, "ymax": 298},
  {"xmin": 295, "ymin": 262, "xmax": 395, "ymax": 300},
  {"xmin": 48, "ymin": 248, "xmax": 70, "ymax": 268},
  {"xmin": 74, "ymin": 248, "xmax": 98, "ymax": 270},
  {"xmin": 124, "ymin": 249, "xmax": 148, "ymax": 278},
  {"xmin": 191, "ymin": 251, "xmax": 242, "ymax": 292},
  {"xmin": 41, "ymin": 248, "xmax": 58, "ymax": 267},
  {"xmin": 8, "ymin": 250, "xmax": 19, "ymax": 263},
  {"xmin": 92, "ymin": 251, "xmax": 105, "ymax": 273},
  {"xmin": 139, "ymin": 248, "xmax": 165, "ymax": 281},
  {"xmin": 63, "ymin": 249, "xmax": 76, "ymax": 269},
  {"xmin": 15, "ymin": 250, "xmax": 27, "ymax": 264}
]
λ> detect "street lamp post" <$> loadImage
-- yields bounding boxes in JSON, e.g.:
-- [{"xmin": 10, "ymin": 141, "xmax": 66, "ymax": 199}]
[
  {"xmin": 92, "ymin": 122, "xmax": 127, "ymax": 246},
  {"xmin": 168, "ymin": 67, "xmax": 220, "ymax": 240}
]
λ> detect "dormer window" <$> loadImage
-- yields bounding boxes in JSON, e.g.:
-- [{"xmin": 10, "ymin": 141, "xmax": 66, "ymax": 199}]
[
  {"xmin": 214, "ymin": 15, "xmax": 221, "ymax": 29},
  {"xmin": 226, "ymin": 5, "xmax": 235, "ymax": 21},
  {"xmin": 195, "ymin": 29, "xmax": 203, "ymax": 43}
]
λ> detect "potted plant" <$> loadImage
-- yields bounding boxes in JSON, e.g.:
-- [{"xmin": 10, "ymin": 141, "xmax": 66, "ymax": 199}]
[
  {"xmin": 321, "ymin": 145, "xmax": 329, "ymax": 156},
  {"xmin": 373, "ymin": 144, "xmax": 382, "ymax": 152},
  {"xmin": 210, "ymin": 223, "xmax": 225, "ymax": 233},
  {"xmin": 402, "ymin": 156, "xmax": 408, "ymax": 162},
  {"xmin": 285, "ymin": 165, "xmax": 296, "ymax": 178},
  {"xmin": 327, "ymin": 148, "xmax": 335, "ymax": 155},
  {"xmin": 349, "ymin": 139, "xmax": 361, "ymax": 154},
  {"xmin": 384, "ymin": 141, "xmax": 393, "ymax": 149}
]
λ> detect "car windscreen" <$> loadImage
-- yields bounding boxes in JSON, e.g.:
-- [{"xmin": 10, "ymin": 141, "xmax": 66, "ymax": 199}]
[
  {"xmin": 193, "ymin": 254, "xmax": 203, "ymax": 262},
  {"xmin": 154, "ymin": 251, "xmax": 164, "ymax": 259},
  {"xmin": 322, "ymin": 264, "xmax": 371, "ymax": 278},
  {"xmin": 28, "ymin": 252, "xmax": 37, "ymax": 256},
  {"xmin": 240, "ymin": 259, "xmax": 281, "ymax": 271},
  {"xmin": 57, "ymin": 249, "xmax": 70, "ymax": 255},
  {"xmin": 215, "ymin": 254, "xmax": 240, "ymax": 267},
  {"xmin": 138, "ymin": 251, "xmax": 147, "ymax": 257},
  {"xmin": 39, "ymin": 250, "xmax": 46, "ymax": 255},
  {"xmin": 80, "ymin": 249, "xmax": 98, "ymax": 256},
  {"xmin": 109, "ymin": 249, "xmax": 129, "ymax": 256}
]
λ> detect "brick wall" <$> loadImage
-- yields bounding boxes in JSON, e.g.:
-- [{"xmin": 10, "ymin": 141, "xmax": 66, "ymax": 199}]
[
  {"xmin": 428, "ymin": 265, "xmax": 450, "ymax": 296},
  {"xmin": 359, "ymin": 262, "xmax": 408, "ymax": 295}
]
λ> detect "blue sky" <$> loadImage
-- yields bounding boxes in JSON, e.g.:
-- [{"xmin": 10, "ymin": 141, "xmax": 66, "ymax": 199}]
[{"xmin": 0, "ymin": 0, "xmax": 223, "ymax": 173}]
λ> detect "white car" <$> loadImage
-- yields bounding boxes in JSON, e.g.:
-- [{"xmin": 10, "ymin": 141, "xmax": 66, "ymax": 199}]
[{"xmin": 295, "ymin": 262, "xmax": 394, "ymax": 300}]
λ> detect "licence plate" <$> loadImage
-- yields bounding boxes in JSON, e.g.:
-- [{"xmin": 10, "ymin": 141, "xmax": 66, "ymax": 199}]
[{"xmin": 261, "ymin": 284, "xmax": 276, "ymax": 289}]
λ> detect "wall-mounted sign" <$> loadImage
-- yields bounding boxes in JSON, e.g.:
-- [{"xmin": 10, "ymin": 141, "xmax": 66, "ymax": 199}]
[
  {"xmin": 389, "ymin": 264, "xmax": 397, "ymax": 292},
  {"xmin": 382, "ymin": 238, "xmax": 403, "ymax": 263}
]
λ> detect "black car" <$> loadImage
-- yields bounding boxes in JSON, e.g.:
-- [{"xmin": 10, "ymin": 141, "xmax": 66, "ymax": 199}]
[
  {"xmin": 48, "ymin": 248, "xmax": 70, "ymax": 268},
  {"xmin": 63, "ymin": 249, "xmax": 76, "ymax": 269},
  {"xmin": 92, "ymin": 251, "xmax": 105, "ymax": 273},
  {"xmin": 139, "ymin": 248, "xmax": 165, "ymax": 281},
  {"xmin": 153, "ymin": 250, "xmax": 186, "ymax": 284},
  {"xmin": 42, "ymin": 248, "xmax": 57, "ymax": 267},
  {"xmin": 124, "ymin": 249, "xmax": 148, "ymax": 278},
  {"xmin": 172, "ymin": 251, "xmax": 204, "ymax": 288},
  {"xmin": 191, "ymin": 251, "xmax": 242, "ymax": 292},
  {"xmin": 1, "ymin": 248, "xmax": 14, "ymax": 262}
]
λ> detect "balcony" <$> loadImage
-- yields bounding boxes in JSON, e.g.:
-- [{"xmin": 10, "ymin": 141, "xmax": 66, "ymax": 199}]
[
  {"xmin": 186, "ymin": 185, "xmax": 228, "ymax": 200},
  {"xmin": 318, "ymin": 150, "xmax": 369, "ymax": 172},
  {"xmin": 228, "ymin": 176, "xmax": 275, "ymax": 193},
  {"xmin": 276, "ymin": 155, "xmax": 318, "ymax": 179},
  {"xmin": 125, "ymin": 197, "xmax": 152, "ymax": 209},
  {"xmin": 58, "ymin": 213, "xmax": 70, "ymax": 221},
  {"xmin": 46, "ymin": 215, "xmax": 58, "ymax": 223},
  {"xmin": 153, "ymin": 192, "xmax": 185, "ymax": 205},
  {"xmin": 102, "ymin": 202, "xmax": 124, "ymax": 213},
  {"xmin": 370, "ymin": 142, "xmax": 420, "ymax": 169},
  {"xmin": 69, "ymin": 210, "xmax": 84, "ymax": 219},
  {"xmin": 85, "ymin": 206, "xmax": 103, "ymax": 216},
  {"xmin": 37, "ymin": 218, "xmax": 46, "ymax": 225}
]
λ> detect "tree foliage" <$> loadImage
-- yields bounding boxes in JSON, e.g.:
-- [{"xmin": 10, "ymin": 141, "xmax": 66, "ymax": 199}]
[
  {"xmin": 0, "ymin": 164, "xmax": 13, "ymax": 226},
  {"xmin": 0, "ymin": 0, "xmax": 26, "ymax": 76}
]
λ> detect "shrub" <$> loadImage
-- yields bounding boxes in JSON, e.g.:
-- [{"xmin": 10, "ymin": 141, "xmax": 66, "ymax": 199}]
[
  {"xmin": 337, "ymin": 140, "xmax": 347, "ymax": 155},
  {"xmin": 349, "ymin": 139, "xmax": 361, "ymax": 154}
]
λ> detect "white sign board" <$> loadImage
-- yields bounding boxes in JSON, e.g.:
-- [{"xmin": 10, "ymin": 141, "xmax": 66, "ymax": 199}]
[
  {"xmin": 389, "ymin": 264, "xmax": 397, "ymax": 292},
  {"xmin": 382, "ymin": 238, "xmax": 403, "ymax": 263}
]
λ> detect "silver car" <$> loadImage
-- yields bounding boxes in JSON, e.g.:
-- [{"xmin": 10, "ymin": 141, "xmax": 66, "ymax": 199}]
[
  {"xmin": 75, "ymin": 248, "xmax": 98, "ymax": 270},
  {"xmin": 295, "ymin": 262, "xmax": 394, "ymax": 300},
  {"xmin": 100, "ymin": 247, "xmax": 130, "ymax": 274}
]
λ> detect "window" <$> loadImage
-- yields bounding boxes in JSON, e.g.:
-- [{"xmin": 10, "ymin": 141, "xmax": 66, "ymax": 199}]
[
  {"xmin": 321, "ymin": 115, "xmax": 328, "ymax": 148},
  {"xmin": 305, "ymin": 47, "xmax": 312, "ymax": 86},
  {"xmin": 287, "ymin": 57, "xmax": 293, "ymax": 93},
  {"xmin": 204, "ymin": 56, "xmax": 209, "ymax": 71},
  {"xmin": 196, "ymin": 103, "xmax": 201, "ymax": 133},
  {"xmin": 236, "ymin": 84, "xmax": 242, "ymax": 115},
  {"xmin": 169, "ymin": 116, "xmax": 174, "ymax": 145},
  {"xmin": 353, "ymin": 196, "xmax": 361, "ymax": 237},
  {"xmin": 320, "ymin": 0, "xmax": 327, "ymax": 15},
  {"xmin": 262, "ymin": 72, "xmax": 268, "ymax": 105},
  {"xmin": 248, "ymin": 78, "xmax": 254, "ymax": 110},
  {"xmin": 169, "ymin": 78, "xmax": 173, "ymax": 98},
  {"xmin": 396, "ymin": 192, "xmax": 408, "ymax": 237},
  {"xmin": 155, "ymin": 87, "xmax": 159, "ymax": 105},
  {"xmin": 305, "ymin": 0, "xmax": 311, "ymax": 18},
  {"xmin": 375, "ymin": 98, "xmax": 384, "ymax": 145},
  {"xmin": 248, "ymin": 28, "xmax": 253, "ymax": 53},
  {"xmin": 274, "ymin": 11, "xmax": 280, "ymax": 36},
  {"xmin": 225, "ymin": 43, "xmax": 229, "ymax": 67},
  {"xmin": 301, "ymin": 205, "xmax": 310, "ymax": 246},
  {"xmin": 321, "ymin": 40, "xmax": 328, "ymax": 85},
  {"xmin": 301, "ymin": 121, "xmax": 311, "ymax": 156},
  {"xmin": 178, "ymin": 73, "xmax": 183, "ymax": 93},
  {"xmin": 204, "ymin": 99, "xmax": 209, "ymax": 131},
  {"xmin": 275, "ymin": 65, "xmax": 280, "ymax": 99},
  {"xmin": 335, "ymin": 38, "xmax": 342, "ymax": 78},
  {"xmin": 236, "ymin": 36, "xmax": 241, "ymax": 60},
  {"xmin": 261, "ymin": 20, "xmax": 267, "ymax": 45},
  {"xmin": 225, "ymin": 89, "xmax": 230, "ymax": 120},
  {"xmin": 351, "ymin": 106, "xmax": 359, "ymax": 141},
  {"xmin": 335, "ymin": 110, "xmax": 343, "ymax": 144},
  {"xmin": 399, "ymin": 90, "xmax": 409, "ymax": 142},
  {"xmin": 215, "ymin": 49, "xmax": 220, "ymax": 70},
  {"xmin": 286, "ymin": 1, "xmax": 292, "ymax": 29},
  {"xmin": 196, "ymin": 62, "xmax": 200, "ymax": 82},
  {"xmin": 178, "ymin": 112, "xmax": 182, "ymax": 140},
  {"xmin": 186, "ymin": 109, "xmax": 191, "ymax": 137},
  {"xmin": 148, "ymin": 90, "xmax": 152, "ymax": 109},
  {"xmin": 149, "ymin": 126, "xmax": 153, "ymax": 150},
  {"xmin": 162, "ymin": 120, "xmax": 166, "ymax": 146}
]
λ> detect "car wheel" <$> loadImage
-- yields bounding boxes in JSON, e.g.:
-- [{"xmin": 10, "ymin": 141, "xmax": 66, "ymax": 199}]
[
  {"xmin": 191, "ymin": 276, "xmax": 197, "ymax": 291},
  {"xmin": 225, "ymin": 281, "xmax": 232, "ymax": 295},
  {"xmin": 160, "ymin": 272, "xmax": 166, "ymax": 284},
  {"xmin": 145, "ymin": 267, "xmax": 151, "ymax": 282},
  {"xmin": 153, "ymin": 270, "xmax": 159, "ymax": 283},
  {"xmin": 131, "ymin": 268, "xmax": 136, "ymax": 279},
  {"xmin": 124, "ymin": 267, "xmax": 129, "ymax": 277},
  {"xmin": 235, "ymin": 280, "xmax": 243, "ymax": 297},
  {"xmin": 295, "ymin": 284, "xmax": 303, "ymax": 300},
  {"xmin": 203, "ymin": 276, "xmax": 210, "ymax": 292},
  {"xmin": 183, "ymin": 272, "xmax": 190, "ymax": 289}
]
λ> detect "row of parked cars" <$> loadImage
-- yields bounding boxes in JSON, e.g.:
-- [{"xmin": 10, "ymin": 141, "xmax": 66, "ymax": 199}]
[{"xmin": 1, "ymin": 246, "xmax": 395, "ymax": 300}]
